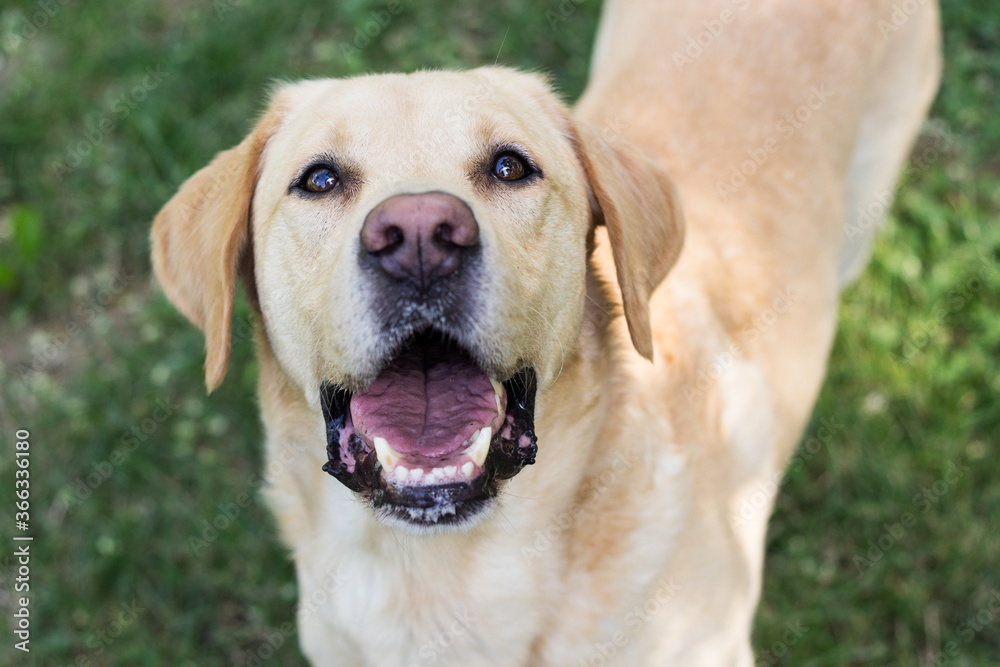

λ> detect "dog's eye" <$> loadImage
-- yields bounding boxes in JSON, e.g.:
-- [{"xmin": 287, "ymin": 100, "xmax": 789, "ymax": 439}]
[
  {"xmin": 300, "ymin": 165, "xmax": 340, "ymax": 193},
  {"xmin": 492, "ymin": 153, "xmax": 529, "ymax": 182}
]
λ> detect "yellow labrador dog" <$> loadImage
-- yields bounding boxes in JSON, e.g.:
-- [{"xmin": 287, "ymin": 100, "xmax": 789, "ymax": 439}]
[{"xmin": 151, "ymin": 0, "xmax": 940, "ymax": 663}]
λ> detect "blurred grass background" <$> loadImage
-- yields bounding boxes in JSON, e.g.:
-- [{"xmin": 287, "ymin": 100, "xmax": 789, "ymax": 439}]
[{"xmin": 0, "ymin": 0, "xmax": 997, "ymax": 665}]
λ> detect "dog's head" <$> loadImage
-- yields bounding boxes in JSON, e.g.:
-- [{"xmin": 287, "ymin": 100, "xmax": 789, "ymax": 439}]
[{"xmin": 151, "ymin": 67, "xmax": 683, "ymax": 531}]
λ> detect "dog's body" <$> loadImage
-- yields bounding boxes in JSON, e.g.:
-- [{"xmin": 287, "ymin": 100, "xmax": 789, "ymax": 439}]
[{"xmin": 151, "ymin": 1, "xmax": 940, "ymax": 664}]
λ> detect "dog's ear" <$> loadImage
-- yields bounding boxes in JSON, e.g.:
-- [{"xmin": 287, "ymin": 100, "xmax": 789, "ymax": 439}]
[
  {"xmin": 570, "ymin": 120, "xmax": 685, "ymax": 361},
  {"xmin": 150, "ymin": 97, "xmax": 287, "ymax": 392}
]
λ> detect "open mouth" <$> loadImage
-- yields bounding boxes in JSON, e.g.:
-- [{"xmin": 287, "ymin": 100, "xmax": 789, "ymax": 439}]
[{"xmin": 320, "ymin": 331, "xmax": 537, "ymax": 528}]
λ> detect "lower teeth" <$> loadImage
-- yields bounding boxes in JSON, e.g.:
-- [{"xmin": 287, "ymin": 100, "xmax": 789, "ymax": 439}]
[{"xmin": 386, "ymin": 461, "xmax": 478, "ymax": 486}]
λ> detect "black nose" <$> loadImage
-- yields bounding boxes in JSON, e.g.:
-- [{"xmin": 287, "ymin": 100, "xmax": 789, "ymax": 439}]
[{"xmin": 360, "ymin": 192, "xmax": 480, "ymax": 288}]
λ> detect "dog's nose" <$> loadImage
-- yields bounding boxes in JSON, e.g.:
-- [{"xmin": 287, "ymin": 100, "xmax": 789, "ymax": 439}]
[{"xmin": 360, "ymin": 192, "xmax": 479, "ymax": 287}]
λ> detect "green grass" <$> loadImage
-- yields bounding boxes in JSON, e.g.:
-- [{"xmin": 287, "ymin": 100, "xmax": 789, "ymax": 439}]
[{"xmin": 0, "ymin": 0, "xmax": 997, "ymax": 664}]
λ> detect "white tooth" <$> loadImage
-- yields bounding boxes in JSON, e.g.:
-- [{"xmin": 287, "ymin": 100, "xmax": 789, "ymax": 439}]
[
  {"xmin": 461, "ymin": 462, "xmax": 475, "ymax": 478},
  {"xmin": 409, "ymin": 467, "xmax": 424, "ymax": 483},
  {"xmin": 489, "ymin": 378, "xmax": 504, "ymax": 415},
  {"xmin": 373, "ymin": 436, "xmax": 401, "ymax": 470},
  {"xmin": 394, "ymin": 466, "xmax": 408, "ymax": 483},
  {"xmin": 466, "ymin": 426, "xmax": 491, "ymax": 467},
  {"xmin": 444, "ymin": 465, "xmax": 457, "ymax": 478}
]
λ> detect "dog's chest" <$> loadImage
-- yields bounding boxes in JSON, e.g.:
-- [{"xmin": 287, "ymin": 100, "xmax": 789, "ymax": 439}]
[{"xmin": 308, "ymin": 539, "xmax": 554, "ymax": 666}]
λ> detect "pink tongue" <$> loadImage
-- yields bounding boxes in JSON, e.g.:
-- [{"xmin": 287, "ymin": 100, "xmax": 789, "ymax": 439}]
[{"xmin": 350, "ymin": 341, "xmax": 501, "ymax": 458}]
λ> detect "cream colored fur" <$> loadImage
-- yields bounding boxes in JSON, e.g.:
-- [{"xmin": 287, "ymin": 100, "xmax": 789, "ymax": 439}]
[{"xmin": 150, "ymin": 1, "xmax": 941, "ymax": 664}]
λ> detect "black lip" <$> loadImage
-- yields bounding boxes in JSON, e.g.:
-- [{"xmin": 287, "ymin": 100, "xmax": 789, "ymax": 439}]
[{"xmin": 320, "ymin": 361, "xmax": 538, "ymax": 527}]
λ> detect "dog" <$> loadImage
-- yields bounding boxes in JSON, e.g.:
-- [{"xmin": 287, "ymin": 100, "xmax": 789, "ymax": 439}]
[{"xmin": 150, "ymin": 0, "xmax": 941, "ymax": 663}]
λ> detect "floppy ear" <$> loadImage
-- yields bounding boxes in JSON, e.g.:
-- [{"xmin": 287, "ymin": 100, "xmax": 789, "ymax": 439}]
[
  {"xmin": 570, "ymin": 121, "xmax": 685, "ymax": 361},
  {"xmin": 150, "ymin": 102, "xmax": 285, "ymax": 392}
]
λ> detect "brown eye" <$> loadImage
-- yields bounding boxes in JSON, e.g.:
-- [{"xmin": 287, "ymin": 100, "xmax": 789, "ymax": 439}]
[
  {"xmin": 492, "ymin": 153, "xmax": 529, "ymax": 182},
  {"xmin": 301, "ymin": 165, "xmax": 340, "ymax": 193}
]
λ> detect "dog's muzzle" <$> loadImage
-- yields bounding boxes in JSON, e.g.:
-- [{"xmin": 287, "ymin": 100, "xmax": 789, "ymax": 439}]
[{"xmin": 318, "ymin": 192, "xmax": 539, "ymax": 528}]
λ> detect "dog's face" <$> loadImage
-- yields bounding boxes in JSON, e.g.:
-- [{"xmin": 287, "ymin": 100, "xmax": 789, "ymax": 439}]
[{"xmin": 151, "ymin": 67, "xmax": 683, "ymax": 531}]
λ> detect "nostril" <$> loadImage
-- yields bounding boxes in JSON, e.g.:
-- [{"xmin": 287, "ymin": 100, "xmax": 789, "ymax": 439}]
[
  {"xmin": 363, "ymin": 222, "xmax": 404, "ymax": 255},
  {"xmin": 433, "ymin": 222, "xmax": 454, "ymax": 246},
  {"xmin": 437, "ymin": 218, "xmax": 478, "ymax": 248},
  {"xmin": 383, "ymin": 225, "xmax": 404, "ymax": 253}
]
